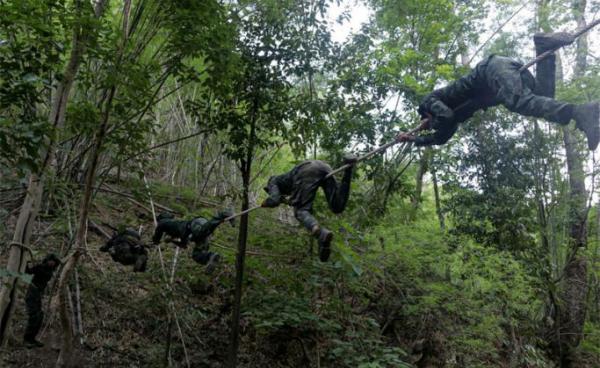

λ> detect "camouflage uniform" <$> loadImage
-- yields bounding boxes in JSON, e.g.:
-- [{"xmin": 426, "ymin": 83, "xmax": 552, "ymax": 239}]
[
  {"xmin": 152, "ymin": 213, "xmax": 191, "ymax": 248},
  {"xmin": 100, "ymin": 229, "xmax": 148, "ymax": 272},
  {"xmin": 188, "ymin": 212, "xmax": 232, "ymax": 268},
  {"xmin": 415, "ymin": 37, "xmax": 575, "ymax": 146},
  {"xmin": 153, "ymin": 211, "xmax": 231, "ymax": 272},
  {"xmin": 264, "ymin": 160, "xmax": 353, "ymax": 235},
  {"xmin": 24, "ymin": 254, "xmax": 60, "ymax": 346}
]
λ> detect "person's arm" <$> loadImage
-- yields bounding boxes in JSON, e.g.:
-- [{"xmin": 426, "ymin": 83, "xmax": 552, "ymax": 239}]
[
  {"xmin": 413, "ymin": 120, "xmax": 459, "ymax": 146},
  {"xmin": 419, "ymin": 95, "xmax": 455, "ymax": 131},
  {"xmin": 152, "ymin": 223, "xmax": 165, "ymax": 245},
  {"xmin": 25, "ymin": 263, "xmax": 41, "ymax": 275},
  {"xmin": 173, "ymin": 221, "xmax": 191, "ymax": 248},
  {"xmin": 262, "ymin": 179, "xmax": 282, "ymax": 208}
]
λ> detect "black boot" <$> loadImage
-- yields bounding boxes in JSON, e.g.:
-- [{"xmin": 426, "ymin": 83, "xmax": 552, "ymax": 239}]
[
  {"xmin": 534, "ymin": 32, "xmax": 575, "ymax": 52},
  {"xmin": 317, "ymin": 228, "xmax": 333, "ymax": 262},
  {"xmin": 343, "ymin": 153, "xmax": 358, "ymax": 165},
  {"xmin": 574, "ymin": 102, "xmax": 600, "ymax": 150}
]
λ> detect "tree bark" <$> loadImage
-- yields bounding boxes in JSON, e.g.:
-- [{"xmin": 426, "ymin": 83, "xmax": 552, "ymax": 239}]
[
  {"xmin": 553, "ymin": 1, "xmax": 589, "ymax": 365},
  {"xmin": 228, "ymin": 99, "xmax": 258, "ymax": 367},
  {"xmin": 412, "ymin": 148, "xmax": 430, "ymax": 209},
  {"xmin": 54, "ymin": 83, "xmax": 115, "ymax": 367},
  {"xmin": 0, "ymin": 0, "xmax": 104, "ymax": 346},
  {"xmin": 431, "ymin": 164, "xmax": 444, "ymax": 230}
]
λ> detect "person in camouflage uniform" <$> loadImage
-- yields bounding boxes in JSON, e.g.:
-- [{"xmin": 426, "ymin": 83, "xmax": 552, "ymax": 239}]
[
  {"xmin": 397, "ymin": 32, "xmax": 600, "ymax": 149},
  {"xmin": 262, "ymin": 155, "xmax": 357, "ymax": 262},
  {"xmin": 100, "ymin": 228, "xmax": 148, "ymax": 272},
  {"xmin": 153, "ymin": 211, "xmax": 234, "ymax": 273},
  {"xmin": 152, "ymin": 212, "xmax": 191, "ymax": 248},
  {"xmin": 188, "ymin": 210, "xmax": 234, "ymax": 274},
  {"xmin": 23, "ymin": 253, "xmax": 60, "ymax": 348}
]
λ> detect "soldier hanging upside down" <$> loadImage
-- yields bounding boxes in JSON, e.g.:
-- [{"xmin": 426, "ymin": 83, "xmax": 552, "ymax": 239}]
[
  {"xmin": 100, "ymin": 228, "xmax": 148, "ymax": 272},
  {"xmin": 153, "ymin": 211, "xmax": 234, "ymax": 273},
  {"xmin": 397, "ymin": 32, "xmax": 600, "ymax": 149},
  {"xmin": 262, "ymin": 155, "xmax": 357, "ymax": 262},
  {"xmin": 23, "ymin": 253, "xmax": 60, "ymax": 348}
]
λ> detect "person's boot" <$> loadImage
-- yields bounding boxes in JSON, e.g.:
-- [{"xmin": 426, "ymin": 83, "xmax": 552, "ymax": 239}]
[
  {"xmin": 133, "ymin": 254, "xmax": 148, "ymax": 272},
  {"xmin": 24, "ymin": 338, "xmax": 44, "ymax": 348},
  {"xmin": 317, "ymin": 228, "xmax": 333, "ymax": 262},
  {"xmin": 343, "ymin": 153, "xmax": 358, "ymax": 165},
  {"xmin": 534, "ymin": 32, "xmax": 575, "ymax": 53},
  {"xmin": 205, "ymin": 253, "xmax": 221, "ymax": 275},
  {"xmin": 574, "ymin": 102, "xmax": 600, "ymax": 150}
]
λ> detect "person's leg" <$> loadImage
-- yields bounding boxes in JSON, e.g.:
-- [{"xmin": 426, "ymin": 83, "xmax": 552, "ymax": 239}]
[
  {"xmin": 505, "ymin": 86, "xmax": 599, "ymax": 150},
  {"xmin": 134, "ymin": 253, "xmax": 148, "ymax": 272},
  {"xmin": 533, "ymin": 32, "xmax": 574, "ymax": 97},
  {"xmin": 204, "ymin": 251, "xmax": 221, "ymax": 275},
  {"xmin": 294, "ymin": 206, "xmax": 333, "ymax": 262},
  {"xmin": 322, "ymin": 159, "xmax": 354, "ymax": 214},
  {"xmin": 506, "ymin": 88, "xmax": 575, "ymax": 125},
  {"xmin": 152, "ymin": 222, "xmax": 167, "ymax": 244},
  {"xmin": 24, "ymin": 288, "xmax": 44, "ymax": 347},
  {"xmin": 294, "ymin": 207, "xmax": 319, "ymax": 234}
]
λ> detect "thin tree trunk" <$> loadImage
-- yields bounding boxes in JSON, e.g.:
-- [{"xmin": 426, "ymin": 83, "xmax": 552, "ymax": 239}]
[
  {"xmin": 54, "ymin": 83, "xmax": 116, "ymax": 367},
  {"xmin": 554, "ymin": 1, "xmax": 589, "ymax": 365},
  {"xmin": 412, "ymin": 148, "xmax": 430, "ymax": 209},
  {"xmin": 228, "ymin": 100, "xmax": 258, "ymax": 367},
  {"xmin": 0, "ymin": 0, "xmax": 103, "ymax": 346},
  {"xmin": 431, "ymin": 165, "xmax": 444, "ymax": 230},
  {"xmin": 228, "ymin": 159, "xmax": 251, "ymax": 368},
  {"xmin": 55, "ymin": 0, "xmax": 124, "ymax": 361}
]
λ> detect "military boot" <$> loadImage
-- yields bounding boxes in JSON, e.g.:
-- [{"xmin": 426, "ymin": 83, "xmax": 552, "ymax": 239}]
[
  {"xmin": 205, "ymin": 253, "xmax": 221, "ymax": 275},
  {"xmin": 534, "ymin": 32, "xmax": 575, "ymax": 53},
  {"xmin": 317, "ymin": 228, "xmax": 333, "ymax": 262},
  {"xmin": 574, "ymin": 102, "xmax": 600, "ymax": 150},
  {"xmin": 343, "ymin": 153, "xmax": 358, "ymax": 165},
  {"xmin": 133, "ymin": 254, "xmax": 148, "ymax": 272}
]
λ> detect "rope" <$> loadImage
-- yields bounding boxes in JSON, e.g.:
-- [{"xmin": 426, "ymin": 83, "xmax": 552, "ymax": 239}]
[{"xmin": 8, "ymin": 241, "xmax": 34, "ymax": 258}]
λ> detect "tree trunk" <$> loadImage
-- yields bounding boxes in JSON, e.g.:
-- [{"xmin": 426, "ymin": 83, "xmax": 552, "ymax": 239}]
[
  {"xmin": 412, "ymin": 148, "xmax": 430, "ymax": 209},
  {"xmin": 431, "ymin": 164, "xmax": 444, "ymax": 230},
  {"xmin": 227, "ymin": 162, "xmax": 250, "ymax": 368},
  {"xmin": 553, "ymin": 1, "xmax": 589, "ymax": 365},
  {"xmin": 54, "ymin": 83, "xmax": 115, "ymax": 367},
  {"xmin": 0, "ymin": 0, "xmax": 102, "ymax": 346},
  {"xmin": 228, "ymin": 100, "xmax": 258, "ymax": 367}
]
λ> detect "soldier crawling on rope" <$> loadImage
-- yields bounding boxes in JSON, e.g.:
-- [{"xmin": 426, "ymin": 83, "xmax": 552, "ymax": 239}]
[
  {"xmin": 397, "ymin": 32, "xmax": 600, "ymax": 150},
  {"xmin": 23, "ymin": 253, "xmax": 60, "ymax": 348},
  {"xmin": 262, "ymin": 155, "xmax": 357, "ymax": 262},
  {"xmin": 100, "ymin": 228, "xmax": 148, "ymax": 272},
  {"xmin": 153, "ymin": 210, "xmax": 234, "ymax": 273}
]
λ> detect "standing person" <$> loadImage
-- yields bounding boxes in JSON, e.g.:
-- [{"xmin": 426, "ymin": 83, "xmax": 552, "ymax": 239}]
[
  {"xmin": 23, "ymin": 253, "xmax": 60, "ymax": 348},
  {"xmin": 397, "ymin": 33, "xmax": 600, "ymax": 149},
  {"xmin": 262, "ymin": 155, "xmax": 357, "ymax": 262}
]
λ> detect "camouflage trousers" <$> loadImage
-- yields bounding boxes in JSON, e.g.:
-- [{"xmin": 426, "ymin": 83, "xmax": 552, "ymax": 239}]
[
  {"xmin": 487, "ymin": 56, "xmax": 574, "ymax": 125},
  {"xmin": 191, "ymin": 242, "xmax": 217, "ymax": 265},
  {"xmin": 294, "ymin": 167, "xmax": 352, "ymax": 234},
  {"xmin": 24, "ymin": 286, "xmax": 43, "ymax": 342}
]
